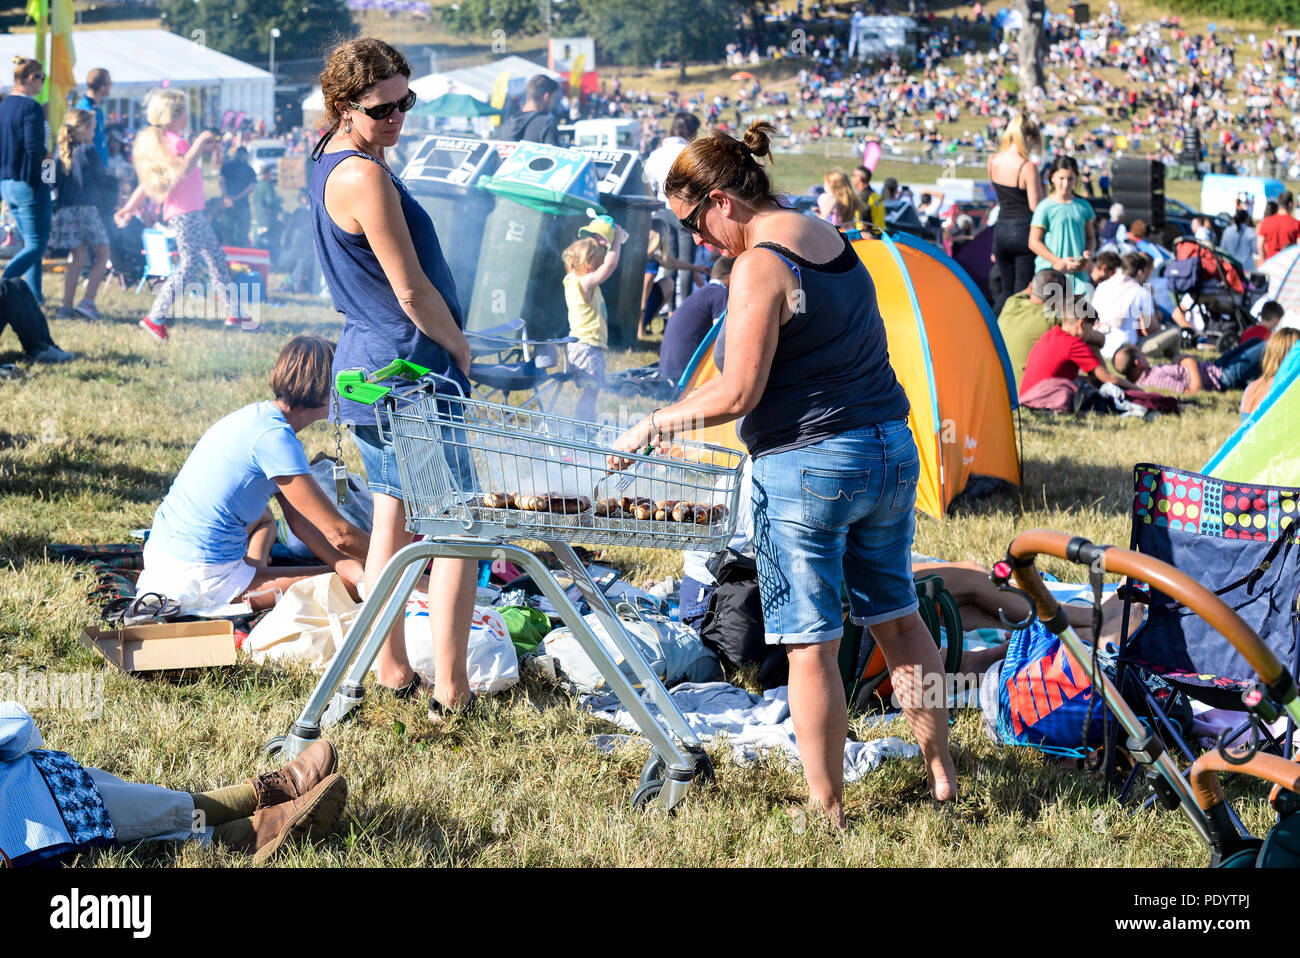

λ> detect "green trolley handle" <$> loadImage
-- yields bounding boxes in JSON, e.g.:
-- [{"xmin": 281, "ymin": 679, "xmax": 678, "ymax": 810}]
[{"xmin": 334, "ymin": 359, "xmax": 432, "ymax": 406}]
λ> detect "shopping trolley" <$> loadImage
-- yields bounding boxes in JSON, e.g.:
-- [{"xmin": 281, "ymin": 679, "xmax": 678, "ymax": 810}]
[{"xmin": 262, "ymin": 360, "xmax": 747, "ymax": 811}]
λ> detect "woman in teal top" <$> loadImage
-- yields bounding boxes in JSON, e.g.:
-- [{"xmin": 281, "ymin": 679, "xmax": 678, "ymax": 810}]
[{"xmin": 1028, "ymin": 155, "xmax": 1096, "ymax": 296}]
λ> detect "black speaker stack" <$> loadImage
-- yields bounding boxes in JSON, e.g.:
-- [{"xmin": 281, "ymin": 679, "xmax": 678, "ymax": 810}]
[{"xmin": 1110, "ymin": 157, "xmax": 1165, "ymax": 228}]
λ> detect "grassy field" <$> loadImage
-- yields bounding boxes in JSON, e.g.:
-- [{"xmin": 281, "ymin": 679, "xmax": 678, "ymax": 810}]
[{"xmin": 0, "ymin": 262, "xmax": 1273, "ymax": 869}]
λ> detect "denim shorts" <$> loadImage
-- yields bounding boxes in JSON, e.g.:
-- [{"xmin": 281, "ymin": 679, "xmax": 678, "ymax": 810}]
[
  {"xmin": 351, "ymin": 407, "xmax": 477, "ymax": 501},
  {"xmin": 751, "ymin": 420, "xmax": 920, "ymax": 645}
]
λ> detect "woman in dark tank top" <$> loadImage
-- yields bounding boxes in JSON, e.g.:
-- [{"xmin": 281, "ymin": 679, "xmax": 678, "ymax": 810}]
[
  {"xmin": 988, "ymin": 114, "xmax": 1043, "ymax": 314},
  {"xmin": 613, "ymin": 122, "xmax": 958, "ymax": 826}
]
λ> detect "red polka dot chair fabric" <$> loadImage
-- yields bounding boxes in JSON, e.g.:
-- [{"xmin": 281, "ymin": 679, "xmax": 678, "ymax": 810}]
[{"xmin": 1125, "ymin": 463, "xmax": 1300, "ymax": 698}]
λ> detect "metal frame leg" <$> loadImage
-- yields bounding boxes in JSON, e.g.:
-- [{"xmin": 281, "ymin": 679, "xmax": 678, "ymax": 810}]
[
  {"xmin": 547, "ymin": 540, "xmax": 704, "ymax": 770},
  {"xmin": 267, "ymin": 538, "xmax": 704, "ymax": 810},
  {"xmin": 267, "ymin": 543, "xmax": 437, "ymax": 759}
]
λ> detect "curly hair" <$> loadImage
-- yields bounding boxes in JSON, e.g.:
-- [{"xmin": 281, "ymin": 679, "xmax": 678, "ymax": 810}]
[{"xmin": 318, "ymin": 37, "xmax": 411, "ymax": 133}]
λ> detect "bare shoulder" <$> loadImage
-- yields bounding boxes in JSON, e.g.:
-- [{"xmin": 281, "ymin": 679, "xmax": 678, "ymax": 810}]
[
  {"xmin": 752, "ymin": 208, "xmax": 845, "ymax": 263},
  {"xmin": 325, "ymin": 151, "xmax": 391, "ymax": 192}
]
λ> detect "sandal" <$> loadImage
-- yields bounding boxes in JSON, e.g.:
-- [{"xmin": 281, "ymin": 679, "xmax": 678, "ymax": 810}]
[
  {"xmin": 376, "ymin": 674, "xmax": 426, "ymax": 700},
  {"xmin": 427, "ymin": 692, "xmax": 479, "ymax": 723}
]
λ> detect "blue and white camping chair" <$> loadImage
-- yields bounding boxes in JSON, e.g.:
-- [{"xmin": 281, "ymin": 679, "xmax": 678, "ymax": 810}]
[{"xmin": 134, "ymin": 227, "xmax": 176, "ymax": 294}]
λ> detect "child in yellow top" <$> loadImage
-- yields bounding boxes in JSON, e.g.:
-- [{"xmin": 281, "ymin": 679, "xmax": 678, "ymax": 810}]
[{"xmin": 562, "ymin": 222, "xmax": 627, "ymax": 421}]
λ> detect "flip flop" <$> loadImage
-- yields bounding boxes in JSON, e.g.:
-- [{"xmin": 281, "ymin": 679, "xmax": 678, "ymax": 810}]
[
  {"xmin": 427, "ymin": 692, "xmax": 479, "ymax": 724},
  {"xmin": 376, "ymin": 674, "xmax": 426, "ymax": 700}
]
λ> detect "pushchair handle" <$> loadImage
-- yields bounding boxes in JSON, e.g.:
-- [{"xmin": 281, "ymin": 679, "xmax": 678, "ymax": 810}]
[
  {"xmin": 1190, "ymin": 748, "xmax": 1300, "ymax": 812},
  {"xmin": 996, "ymin": 529, "xmax": 1296, "ymax": 702}
]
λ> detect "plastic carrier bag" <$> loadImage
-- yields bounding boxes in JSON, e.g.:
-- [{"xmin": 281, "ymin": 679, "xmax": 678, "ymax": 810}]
[{"xmin": 405, "ymin": 594, "xmax": 519, "ymax": 695}]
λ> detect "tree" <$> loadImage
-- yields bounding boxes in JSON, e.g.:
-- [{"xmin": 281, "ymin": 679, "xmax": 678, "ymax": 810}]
[
  {"xmin": 577, "ymin": 0, "xmax": 755, "ymax": 78},
  {"xmin": 160, "ymin": 0, "xmax": 354, "ymax": 72},
  {"xmin": 1013, "ymin": 0, "xmax": 1045, "ymax": 96},
  {"xmin": 441, "ymin": 0, "xmax": 564, "ymax": 39}
]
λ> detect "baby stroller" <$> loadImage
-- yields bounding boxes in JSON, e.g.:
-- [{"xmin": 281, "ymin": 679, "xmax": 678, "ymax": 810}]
[
  {"xmin": 1164, "ymin": 237, "xmax": 1267, "ymax": 351},
  {"xmin": 990, "ymin": 463, "xmax": 1300, "ymax": 866}
]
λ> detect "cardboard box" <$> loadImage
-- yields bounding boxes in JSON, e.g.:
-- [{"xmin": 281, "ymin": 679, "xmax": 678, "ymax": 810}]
[
  {"xmin": 80, "ymin": 620, "xmax": 236, "ymax": 673},
  {"xmin": 278, "ymin": 155, "xmax": 308, "ymax": 192}
]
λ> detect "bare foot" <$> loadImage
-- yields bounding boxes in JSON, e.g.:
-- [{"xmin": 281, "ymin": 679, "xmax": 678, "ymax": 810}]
[{"xmin": 927, "ymin": 757, "xmax": 959, "ymax": 803}]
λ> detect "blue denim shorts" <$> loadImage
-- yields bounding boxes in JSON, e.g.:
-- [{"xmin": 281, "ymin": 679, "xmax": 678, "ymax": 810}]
[
  {"xmin": 351, "ymin": 408, "xmax": 477, "ymax": 501},
  {"xmin": 751, "ymin": 420, "xmax": 920, "ymax": 645}
]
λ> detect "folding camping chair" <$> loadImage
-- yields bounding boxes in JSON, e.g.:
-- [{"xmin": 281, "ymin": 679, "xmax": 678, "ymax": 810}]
[
  {"xmin": 135, "ymin": 227, "xmax": 176, "ymax": 293},
  {"xmin": 465, "ymin": 319, "xmax": 576, "ymax": 414},
  {"xmin": 1111, "ymin": 463, "xmax": 1300, "ymax": 819}
]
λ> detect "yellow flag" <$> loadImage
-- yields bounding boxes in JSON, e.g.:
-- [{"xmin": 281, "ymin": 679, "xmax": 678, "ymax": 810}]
[
  {"xmin": 489, "ymin": 70, "xmax": 510, "ymax": 128},
  {"xmin": 569, "ymin": 54, "xmax": 585, "ymax": 102},
  {"xmin": 48, "ymin": 0, "xmax": 75, "ymax": 137},
  {"xmin": 26, "ymin": 0, "xmax": 47, "ymax": 112}
]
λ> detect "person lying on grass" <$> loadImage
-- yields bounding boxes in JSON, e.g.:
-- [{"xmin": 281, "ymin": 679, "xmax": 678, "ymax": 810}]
[
  {"xmin": 2, "ymin": 702, "xmax": 346, "ymax": 867},
  {"xmin": 1112, "ymin": 336, "xmax": 1265, "ymax": 397},
  {"xmin": 134, "ymin": 335, "xmax": 368, "ymax": 614}
]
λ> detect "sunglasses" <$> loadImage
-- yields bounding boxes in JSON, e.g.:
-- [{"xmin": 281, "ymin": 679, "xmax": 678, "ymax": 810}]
[
  {"xmin": 347, "ymin": 90, "xmax": 416, "ymax": 121},
  {"xmin": 679, "ymin": 195, "xmax": 712, "ymax": 235}
]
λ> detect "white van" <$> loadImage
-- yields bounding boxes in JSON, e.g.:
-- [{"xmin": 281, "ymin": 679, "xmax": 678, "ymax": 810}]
[{"xmin": 245, "ymin": 139, "xmax": 287, "ymax": 175}]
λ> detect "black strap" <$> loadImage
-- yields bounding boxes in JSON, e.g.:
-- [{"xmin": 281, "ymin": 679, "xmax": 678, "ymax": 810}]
[{"xmin": 1213, "ymin": 518, "xmax": 1297, "ymax": 598}]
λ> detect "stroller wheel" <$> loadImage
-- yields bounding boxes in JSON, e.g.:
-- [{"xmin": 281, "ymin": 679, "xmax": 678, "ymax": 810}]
[{"xmin": 1215, "ymin": 330, "xmax": 1239, "ymax": 352}]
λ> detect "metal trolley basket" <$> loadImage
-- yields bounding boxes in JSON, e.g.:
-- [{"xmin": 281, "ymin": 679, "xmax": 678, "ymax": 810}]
[{"xmin": 264, "ymin": 361, "xmax": 747, "ymax": 811}]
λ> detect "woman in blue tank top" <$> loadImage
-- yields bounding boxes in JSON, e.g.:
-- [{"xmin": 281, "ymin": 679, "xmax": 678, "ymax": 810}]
[
  {"xmin": 310, "ymin": 38, "xmax": 476, "ymax": 718},
  {"xmin": 613, "ymin": 122, "xmax": 957, "ymax": 825}
]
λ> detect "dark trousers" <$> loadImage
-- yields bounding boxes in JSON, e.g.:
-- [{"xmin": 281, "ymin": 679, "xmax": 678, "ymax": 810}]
[
  {"xmin": 993, "ymin": 216, "xmax": 1036, "ymax": 315},
  {"xmin": 0, "ymin": 277, "xmax": 56, "ymax": 354}
]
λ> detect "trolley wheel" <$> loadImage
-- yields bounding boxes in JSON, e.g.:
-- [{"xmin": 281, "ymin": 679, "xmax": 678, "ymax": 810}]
[
  {"xmin": 640, "ymin": 752, "xmax": 666, "ymax": 787},
  {"xmin": 261, "ymin": 735, "xmax": 287, "ymax": 759},
  {"xmin": 690, "ymin": 750, "xmax": 716, "ymax": 787},
  {"xmin": 631, "ymin": 779, "xmax": 665, "ymax": 811}
]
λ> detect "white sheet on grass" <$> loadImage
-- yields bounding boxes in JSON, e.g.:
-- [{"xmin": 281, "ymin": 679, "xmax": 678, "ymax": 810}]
[{"xmin": 582, "ymin": 681, "xmax": 919, "ymax": 783}]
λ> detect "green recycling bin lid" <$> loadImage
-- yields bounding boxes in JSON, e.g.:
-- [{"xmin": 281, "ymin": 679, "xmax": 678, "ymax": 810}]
[
  {"xmin": 476, "ymin": 141, "xmax": 606, "ymax": 216},
  {"xmin": 478, "ymin": 177, "xmax": 606, "ymax": 216}
]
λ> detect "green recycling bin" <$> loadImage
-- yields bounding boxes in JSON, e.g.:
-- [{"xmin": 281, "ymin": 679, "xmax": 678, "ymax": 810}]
[{"xmin": 466, "ymin": 142, "xmax": 606, "ymax": 341}]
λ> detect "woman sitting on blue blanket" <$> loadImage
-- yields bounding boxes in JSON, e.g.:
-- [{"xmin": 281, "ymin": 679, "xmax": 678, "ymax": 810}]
[{"xmin": 135, "ymin": 336, "xmax": 368, "ymax": 613}]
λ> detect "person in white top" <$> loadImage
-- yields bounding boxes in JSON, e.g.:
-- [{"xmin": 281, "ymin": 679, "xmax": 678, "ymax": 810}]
[
  {"xmin": 644, "ymin": 111, "xmax": 702, "ymax": 307},
  {"xmin": 1091, "ymin": 251, "xmax": 1176, "ymax": 360},
  {"xmin": 1219, "ymin": 208, "xmax": 1257, "ymax": 272}
]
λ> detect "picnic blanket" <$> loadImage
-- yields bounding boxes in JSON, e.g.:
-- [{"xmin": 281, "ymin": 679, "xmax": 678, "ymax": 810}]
[{"xmin": 48, "ymin": 542, "xmax": 264, "ymax": 643}]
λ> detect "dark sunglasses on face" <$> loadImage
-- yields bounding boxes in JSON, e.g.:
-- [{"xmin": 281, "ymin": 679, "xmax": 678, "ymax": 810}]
[
  {"xmin": 347, "ymin": 90, "xmax": 416, "ymax": 121},
  {"xmin": 679, "ymin": 195, "xmax": 712, "ymax": 235}
]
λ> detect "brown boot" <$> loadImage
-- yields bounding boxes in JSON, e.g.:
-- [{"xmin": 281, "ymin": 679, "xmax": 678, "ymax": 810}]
[
  {"xmin": 247, "ymin": 739, "xmax": 338, "ymax": 809},
  {"xmin": 240, "ymin": 773, "xmax": 347, "ymax": 865}
]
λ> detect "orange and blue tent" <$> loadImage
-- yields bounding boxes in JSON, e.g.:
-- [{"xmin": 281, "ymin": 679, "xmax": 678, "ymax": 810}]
[{"xmin": 674, "ymin": 230, "xmax": 1020, "ymax": 518}]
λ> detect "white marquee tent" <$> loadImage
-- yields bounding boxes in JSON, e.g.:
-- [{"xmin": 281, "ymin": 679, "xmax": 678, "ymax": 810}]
[
  {"xmin": 304, "ymin": 55, "xmax": 563, "ymax": 114},
  {"xmin": 0, "ymin": 29, "xmax": 273, "ymax": 131}
]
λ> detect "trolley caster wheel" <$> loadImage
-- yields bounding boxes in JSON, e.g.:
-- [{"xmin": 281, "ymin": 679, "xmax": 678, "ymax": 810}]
[
  {"xmin": 688, "ymin": 749, "xmax": 716, "ymax": 787},
  {"xmin": 631, "ymin": 779, "xmax": 666, "ymax": 812},
  {"xmin": 640, "ymin": 752, "xmax": 666, "ymax": 787},
  {"xmin": 261, "ymin": 735, "xmax": 287, "ymax": 759}
]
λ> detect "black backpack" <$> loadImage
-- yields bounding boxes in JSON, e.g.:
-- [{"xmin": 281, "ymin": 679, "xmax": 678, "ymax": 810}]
[{"xmin": 699, "ymin": 549, "xmax": 789, "ymax": 690}]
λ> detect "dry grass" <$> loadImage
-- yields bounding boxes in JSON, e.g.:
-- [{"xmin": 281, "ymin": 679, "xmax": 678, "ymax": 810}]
[{"xmin": 0, "ymin": 263, "xmax": 1271, "ymax": 869}]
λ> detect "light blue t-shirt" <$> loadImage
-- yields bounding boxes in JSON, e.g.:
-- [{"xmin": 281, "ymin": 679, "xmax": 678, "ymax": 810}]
[
  {"xmin": 1031, "ymin": 195, "xmax": 1096, "ymax": 294},
  {"xmin": 149, "ymin": 401, "xmax": 311, "ymax": 564}
]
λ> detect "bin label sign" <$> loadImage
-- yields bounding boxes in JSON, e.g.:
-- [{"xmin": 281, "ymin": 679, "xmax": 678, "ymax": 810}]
[
  {"xmin": 493, "ymin": 142, "xmax": 601, "ymax": 207},
  {"xmin": 506, "ymin": 221, "xmax": 527, "ymax": 243}
]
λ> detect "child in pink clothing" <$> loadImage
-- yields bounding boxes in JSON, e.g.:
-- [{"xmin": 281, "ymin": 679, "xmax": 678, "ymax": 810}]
[{"xmin": 115, "ymin": 89, "xmax": 255, "ymax": 340}]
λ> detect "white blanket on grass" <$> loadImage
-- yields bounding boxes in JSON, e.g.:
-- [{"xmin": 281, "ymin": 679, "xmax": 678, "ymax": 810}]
[{"xmin": 582, "ymin": 681, "xmax": 919, "ymax": 783}]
